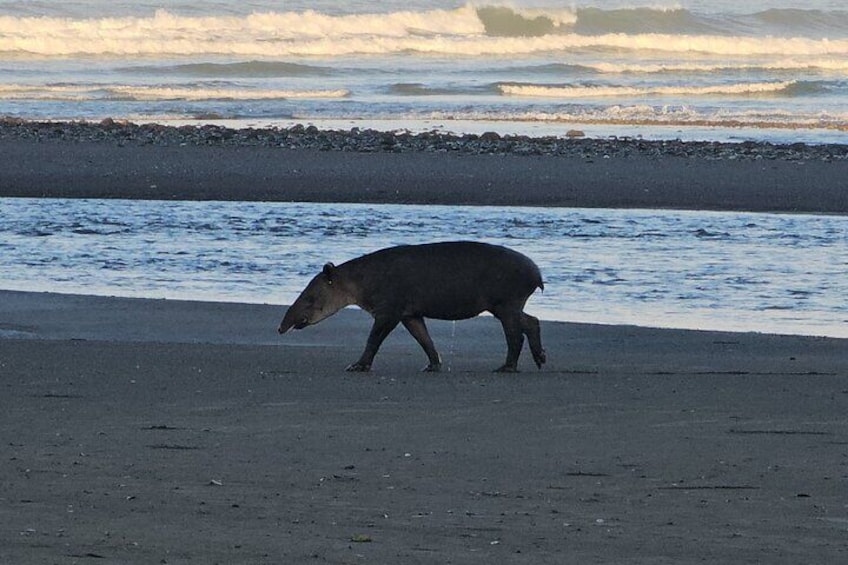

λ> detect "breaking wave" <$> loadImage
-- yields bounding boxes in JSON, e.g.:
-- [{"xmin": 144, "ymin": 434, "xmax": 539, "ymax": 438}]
[
  {"xmin": 586, "ymin": 59, "xmax": 848, "ymax": 74},
  {"xmin": 388, "ymin": 106, "xmax": 848, "ymax": 133},
  {"xmin": 0, "ymin": 83, "xmax": 349, "ymax": 101},
  {"xmin": 499, "ymin": 81, "xmax": 800, "ymax": 98},
  {"xmin": 1, "ymin": 4, "xmax": 847, "ymax": 58},
  {"xmin": 476, "ymin": 5, "xmax": 576, "ymax": 37}
]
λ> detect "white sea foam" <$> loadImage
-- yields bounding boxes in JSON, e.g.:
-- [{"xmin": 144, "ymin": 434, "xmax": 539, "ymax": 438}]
[
  {"xmin": 588, "ymin": 58, "xmax": 848, "ymax": 74},
  {"xmin": 0, "ymin": 6, "xmax": 483, "ymax": 56},
  {"xmin": 417, "ymin": 106, "xmax": 848, "ymax": 131},
  {"xmin": 499, "ymin": 81, "xmax": 798, "ymax": 98},
  {"xmin": 0, "ymin": 84, "xmax": 350, "ymax": 101},
  {"xmin": 108, "ymin": 86, "xmax": 350, "ymax": 101},
  {"xmin": 1, "ymin": 6, "xmax": 846, "ymax": 57}
]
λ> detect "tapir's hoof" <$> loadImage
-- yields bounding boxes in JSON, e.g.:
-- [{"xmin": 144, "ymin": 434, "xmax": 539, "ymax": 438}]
[
  {"xmin": 533, "ymin": 349, "xmax": 547, "ymax": 369},
  {"xmin": 345, "ymin": 362, "xmax": 372, "ymax": 372},
  {"xmin": 494, "ymin": 365, "xmax": 520, "ymax": 373},
  {"xmin": 422, "ymin": 363, "xmax": 442, "ymax": 373}
]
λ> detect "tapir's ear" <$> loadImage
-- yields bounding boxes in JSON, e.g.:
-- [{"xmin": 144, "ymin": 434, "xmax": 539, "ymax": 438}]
[{"xmin": 322, "ymin": 262, "xmax": 336, "ymax": 284}]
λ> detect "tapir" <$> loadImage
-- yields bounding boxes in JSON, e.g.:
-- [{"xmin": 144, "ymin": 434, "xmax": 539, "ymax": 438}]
[{"xmin": 278, "ymin": 241, "xmax": 546, "ymax": 372}]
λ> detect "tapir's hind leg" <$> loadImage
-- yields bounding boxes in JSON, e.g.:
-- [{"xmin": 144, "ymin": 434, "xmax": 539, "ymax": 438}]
[
  {"xmin": 521, "ymin": 312, "xmax": 546, "ymax": 369},
  {"xmin": 402, "ymin": 316, "xmax": 442, "ymax": 372},
  {"xmin": 493, "ymin": 308, "xmax": 525, "ymax": 373}
]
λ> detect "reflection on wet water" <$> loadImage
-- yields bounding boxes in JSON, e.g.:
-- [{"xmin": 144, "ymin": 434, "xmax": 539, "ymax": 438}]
[{"xmin": 1, "ymin": 198, "xmax": 846, "ymax": 337}]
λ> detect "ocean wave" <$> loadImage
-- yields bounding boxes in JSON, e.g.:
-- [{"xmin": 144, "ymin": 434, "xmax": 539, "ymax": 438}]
[
  {"xmin": 586, "ymin": 59, "xmax": 848, "ymax": 74},
  {"xmin": 573, "ymin": 7, "xmax": 848, "ymax": 37},
  {"xmin": 476, "ymin": 5, "xmax": 576, "ymax": 37},
  {"xmin": 1, "ymin": 5, "xmax": 847, "ymax": 58},
  {"xmin": 573, "ymin": 7, "xmax": 722, "ymax": 36},
  {"xmin": 122, "ymin": 61, "xmax": 334, "ymax": 78},
  {"xmin": 109, "ymin": 86, "xmax": 350, "ymax": 101},
  {"xmin": 0, "ymin": 83, "xmax": 349, "ymax": 101},
  {"xmin": 389, "ymin": 83, "xmax": 470, "ymax": 96},
  {"xmin": 499, "ymin": 81, "xmax": 800, "ymax": 98},
  {"xmin": 486, "ymin": 60, "xmax": 848, "ymax": 78},
  {"xmin": 409, "ymin": 106, "xmax": 848, "ymax": 132},
  {"xmin": 753, "ymin": 8, "xmax": 848, "ymax": 37},
  {"xmin": 0, "ymin": 5, "xmax": 484, "ymax": 55},
  {"xmin": 3, "ymin": 30, "xmax": 844, "ymax": 58}
]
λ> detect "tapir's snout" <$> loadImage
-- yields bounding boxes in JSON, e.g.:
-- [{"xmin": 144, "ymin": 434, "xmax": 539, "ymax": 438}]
[{"xmin": 278, "ymin": 316, "xmax": 309, "ymax": 334}]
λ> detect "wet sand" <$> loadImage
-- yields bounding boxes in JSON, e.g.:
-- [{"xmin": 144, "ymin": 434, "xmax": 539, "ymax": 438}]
[
  {"xmin": 1, "ymin": 291, "xmax": 846, "ymax": 564},
  {"xmin": 1, "ymin": 129, "xmax": 847, "ymax": 213}
]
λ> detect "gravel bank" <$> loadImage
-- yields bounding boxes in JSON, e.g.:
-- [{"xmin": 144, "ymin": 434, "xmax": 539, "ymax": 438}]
[
  {"xmin": 1, "ymin": 118, "xmax": 847, "ymax": 213},
  {"xmin": 2, "ymin": 117, "xmax": 848, "ymax": 161}
]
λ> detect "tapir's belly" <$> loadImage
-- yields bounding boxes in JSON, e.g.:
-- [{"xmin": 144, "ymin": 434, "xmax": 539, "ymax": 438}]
[
  {"xmin": 415, "ymin": 302, "xmax": 486, "ymax": 321},
  {"xmin": 400, "ymin": 288, "xmax": 503, "ymax": 321}
]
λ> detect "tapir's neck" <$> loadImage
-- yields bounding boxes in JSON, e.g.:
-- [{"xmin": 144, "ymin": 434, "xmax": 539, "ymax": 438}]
[{"xmin": 337, "ymin": 259, "xmax": 371, "ymax": 310}]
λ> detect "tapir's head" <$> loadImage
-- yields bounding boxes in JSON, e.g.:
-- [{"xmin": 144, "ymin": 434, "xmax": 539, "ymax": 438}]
[{"xmin": 278, "ymin": 263, "xmax": 353, "ymax": 334}]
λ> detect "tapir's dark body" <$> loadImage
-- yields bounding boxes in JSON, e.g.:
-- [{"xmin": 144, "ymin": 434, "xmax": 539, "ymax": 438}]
[{"xmin": 278, "ymin": 241, "xmax": 545, "ymax": 372}]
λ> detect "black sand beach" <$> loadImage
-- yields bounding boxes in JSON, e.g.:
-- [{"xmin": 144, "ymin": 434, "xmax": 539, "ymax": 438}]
[
  {"xmin": 1, "ymin": 291, "xmax": 847, "ymax": 564},
  {"xmin": 1, "ymin": 122, "xmax": 847, "ymax": 563}
]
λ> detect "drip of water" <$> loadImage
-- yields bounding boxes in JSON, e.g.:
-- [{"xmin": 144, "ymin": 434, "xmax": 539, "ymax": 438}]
[{"xmin": 445, "ymin": 320, "xmax": 457, "ymax": 373}]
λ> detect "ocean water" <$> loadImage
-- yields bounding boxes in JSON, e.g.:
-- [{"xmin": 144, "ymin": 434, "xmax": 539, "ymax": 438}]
[
  {"xmin": 1, "ymin": 0, "xmax": 847, "ymax": 142},
  {"xmin": 1, "ymin": 198, "xmax": 846, "ymax": 338}
]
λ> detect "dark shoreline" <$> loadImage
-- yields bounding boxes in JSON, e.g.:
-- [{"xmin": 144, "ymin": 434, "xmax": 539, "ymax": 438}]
[{"xmin": 1, "ymin": 118, "xmax": 847, "ymax": 213}]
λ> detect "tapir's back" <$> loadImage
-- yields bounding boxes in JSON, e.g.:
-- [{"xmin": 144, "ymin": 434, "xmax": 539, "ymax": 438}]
[{"xmin": 346, "ymin": 241, "xmax": 543, "ymax": 320}]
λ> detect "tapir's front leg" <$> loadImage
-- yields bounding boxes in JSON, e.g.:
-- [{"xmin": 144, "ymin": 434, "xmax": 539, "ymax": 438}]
[{"xmin": 346, "ymin": 316, "xmax": 400, "ymax": 372}]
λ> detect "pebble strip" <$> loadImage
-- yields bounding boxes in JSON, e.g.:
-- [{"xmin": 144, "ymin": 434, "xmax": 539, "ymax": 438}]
[{"xmin": 1, "ymin": 117, "xmax": 846, "ymax": 162}]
